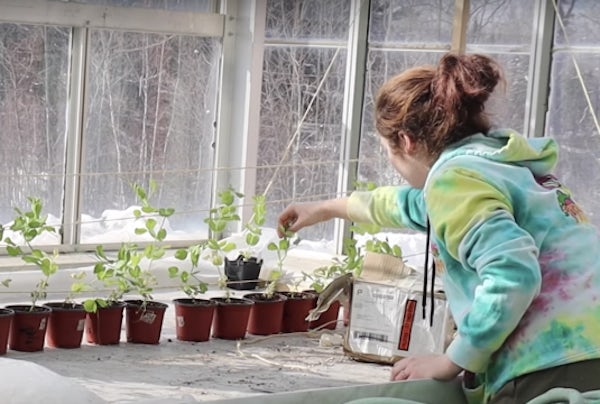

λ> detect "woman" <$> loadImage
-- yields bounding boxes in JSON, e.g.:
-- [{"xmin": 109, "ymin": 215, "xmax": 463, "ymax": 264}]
[{"xmin": 277, "ymin": 53, "xmax": 600, "ymax": 403}]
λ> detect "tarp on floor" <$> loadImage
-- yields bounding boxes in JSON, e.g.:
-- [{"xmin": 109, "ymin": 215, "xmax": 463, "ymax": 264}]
[{"xmin": 203, "ymin": 379, "xmax": 466, "ymax": 404}]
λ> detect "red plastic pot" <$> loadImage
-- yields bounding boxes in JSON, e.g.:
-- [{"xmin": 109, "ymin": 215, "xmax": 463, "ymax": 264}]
[
  {"xmin": 85, "ymin": 301, "xmax": 126, "ymax": 345},
  {"xmin": 281, "ymin": 291, "xmax": 317, "ymax": 333},
  {"xmin": 6, "ymin": 305, "xmax": 51, "ymax": 352},
  {"xmin": 125, "ymin": 300, "xmax": 168, "ymax": 344},
  {"xmin": 211, "ymin": 297, "xmax": 254, "ymax": 340},
  {"xmin": 0, "ymin": 308, "xmax": 14, "ymax": 355},
  {"xmin": 173, "ymin": 298, "xmax": 217, "ymax": 342},
  {"xmin": 45, "ymin": 302, "xmax": 86, "ymax": 349},
  {"xmin": 245, "ymin": 292, "xmax": 287, "ymax": 336},
  {"xmin": 308, "ymin": 299, "xmax": 341, "ymax": 331}
]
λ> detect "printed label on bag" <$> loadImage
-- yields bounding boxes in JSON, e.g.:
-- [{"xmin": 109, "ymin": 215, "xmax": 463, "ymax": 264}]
[
  {"xmin": 398, "ymin": 299, "xmax": 417, "ymax": 351},
  {"xmin": 177, "ymin": 315, "xmax": 185, "ymax": 327}
]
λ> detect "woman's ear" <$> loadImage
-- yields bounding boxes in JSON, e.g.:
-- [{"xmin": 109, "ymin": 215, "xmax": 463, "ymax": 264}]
[{"xmin": 400, "ymin": 132, "xmax": 416, "ymax": 153}]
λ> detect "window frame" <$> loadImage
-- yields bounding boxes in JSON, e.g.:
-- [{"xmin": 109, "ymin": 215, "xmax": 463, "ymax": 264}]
[
  {"xmin": 2, "ymin": 0, "xmax": 593, "ymax": 260},
  {"xmin": 0, "ymin": 0, "xmax": 225, "ymax": 255}
]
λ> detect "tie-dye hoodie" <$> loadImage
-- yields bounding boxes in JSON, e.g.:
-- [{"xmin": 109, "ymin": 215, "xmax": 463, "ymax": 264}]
[{"xmin": 347, "ymin": 129, "xmax": 600, "ymax": 400}]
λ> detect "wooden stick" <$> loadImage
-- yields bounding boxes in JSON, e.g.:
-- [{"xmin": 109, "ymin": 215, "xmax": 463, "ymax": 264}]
[{"xmin": 451, "ymin": 0, "xmax": 470, "ymax": 54}]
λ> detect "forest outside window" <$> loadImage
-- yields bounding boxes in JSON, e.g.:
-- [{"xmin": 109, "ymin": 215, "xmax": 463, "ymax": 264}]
[
  {"xmin": 79, "ymin": 30, "xmax": 220, "ymax": 244},
  {"xmin": 0, "ymin": 24, "xmax": 70, "ymax": 245},
  {"xmin": 0, "ymin": 1, "xmax": 223, "ymax": 253}
]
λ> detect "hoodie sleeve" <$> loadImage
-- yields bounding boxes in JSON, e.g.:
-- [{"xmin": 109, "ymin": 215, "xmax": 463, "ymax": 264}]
[
  {"xmin": 347, "ymin": 185, "xmax": 427, "ymax": 231},
  {"xmin": 426, "ymin": 167, "xmax": 542, "ymax": 372}
]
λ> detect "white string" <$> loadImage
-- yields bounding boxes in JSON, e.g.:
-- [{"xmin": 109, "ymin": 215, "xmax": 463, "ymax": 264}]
[{"xmin": 551, "ymin": 0, "xmax": 600, "ymax": 137}]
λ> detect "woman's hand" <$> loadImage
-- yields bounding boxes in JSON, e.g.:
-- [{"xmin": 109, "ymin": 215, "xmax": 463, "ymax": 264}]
[
  {"xmin": 277, "ymin": 198, "xmax": 349, "ymax": 236},
  {"xmin": 390, "ymin": 354, "xmax": 462, "ymax": 382}
]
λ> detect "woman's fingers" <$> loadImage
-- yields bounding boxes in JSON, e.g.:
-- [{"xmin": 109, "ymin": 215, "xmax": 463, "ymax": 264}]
[{"xmin": 390, "ymin": 359, "xmax": 408, "ymax": 381}]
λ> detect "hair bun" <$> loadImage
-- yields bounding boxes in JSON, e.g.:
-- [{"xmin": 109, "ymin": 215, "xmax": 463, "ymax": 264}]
[{"xmin": 434, "ymin": 53, "xmax": 502, "ymax": 106}]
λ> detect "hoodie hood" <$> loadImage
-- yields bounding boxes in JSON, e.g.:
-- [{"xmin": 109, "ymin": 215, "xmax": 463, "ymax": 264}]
[{"xmin": 432, "ymin": 129, "xmax": 558, "ymax": 178}]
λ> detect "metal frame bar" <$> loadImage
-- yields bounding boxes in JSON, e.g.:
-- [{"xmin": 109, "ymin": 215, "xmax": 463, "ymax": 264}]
[
  {"xmin": 62, "ymin": 27, "xmax": 88, "ymax": 248},
  {"xmin": 0, "ymin": 0, "xmax": 224, "ymax": 36},
  {"xmin": 524, "ymin": 0, "xmax": 556, "ymax": 138},
  {"xmin": 212, "ymin": 0, "xmax": 267, "ymax": 234},
  {"xmin": 335, "ymin": 0, "xmax": 372, "ymax": 255}
]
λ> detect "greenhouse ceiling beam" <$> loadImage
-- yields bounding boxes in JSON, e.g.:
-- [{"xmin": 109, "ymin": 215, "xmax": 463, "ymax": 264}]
[{"xmin": 0, "ymin": 0, "xmax": 224, "ymax": 37}]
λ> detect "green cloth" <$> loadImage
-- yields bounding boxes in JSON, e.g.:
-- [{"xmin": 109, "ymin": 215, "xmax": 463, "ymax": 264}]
[
  {"xmin": 345, "ymin": 398, "xmax": 422, "ymax": 404},
  {"xmin": 204, "ymin": 379, "xmax": 600, "ymax": 404},
  {"xmin": 205, "ymin": 379, "xmax": 465, "ymax": 404},
  {"xmin": 344, "ymin": 387, "xmax": 600, "ymax": 404},
  {"xmin": 526, "ymin": 388, "xmax": 600, "ymax": 404}
]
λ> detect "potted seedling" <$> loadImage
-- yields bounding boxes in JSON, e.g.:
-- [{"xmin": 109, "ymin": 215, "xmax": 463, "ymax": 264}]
[
  {"xmin": 3, "ymin": 197, "xmax": 57, "ymax": 352},
  {"xmin": 244, "ymin": 226, "xmax": 294, "ymax": 335},
  {"xmin": 302, "ymin": 236, "xmax": 363, "ymax": 330},
  {"xmin": 84, "ymin": 243, "xmax": 135, "ymax": 345},
  {"xmin": 280, "ymin": 267, "xmax": 317, "ymax": 333},
  {"xmin": 87, "ymin": 181, "xmax": 171, "ymax": 345},
  {"xmin": 87, "ymin": 189, "xmax": 193, "ymax": 346},
  {"xmin": 203, "ymin": 186, "xmax": 241, "ymax": 293},
  {"xmin": 169, "ymin": 243, "xmax": 216, "ymax": 342},
  {"xmin": 224, "ymin": 194, "xmax": 265, "ymax": 290},
  {"xmin": 83, "ymin": 243, "xmax": 134, "ymax": 345},
  {"xmin": 121, "ymin": 181, "xmax": 171, "ymax": 344},
  {"xmin": 44, "ymin": 270, "xmax": 89, "ymax": 349},
  {"xmin": 205, "ymin": 187, "xmax": 254, "ymax": 340}
]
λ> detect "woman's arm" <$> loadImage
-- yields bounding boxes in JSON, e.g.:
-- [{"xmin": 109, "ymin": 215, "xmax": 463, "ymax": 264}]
[{"xmin": 277, "ymin": 198, "xmax": 350, "ymax": 236}]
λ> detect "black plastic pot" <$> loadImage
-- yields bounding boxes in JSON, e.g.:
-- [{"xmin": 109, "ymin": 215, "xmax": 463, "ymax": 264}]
[{"xmin": 224, "ymin": 255, "xmax": 263, "ymax": 290}]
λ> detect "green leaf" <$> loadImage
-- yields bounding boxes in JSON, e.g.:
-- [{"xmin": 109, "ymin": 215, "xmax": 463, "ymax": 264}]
[
  {"xmin": 146, "ymin": 218, "xmax": 157, "ymax": 231},
  {"xmin": 95, "ymin": 245, "xmax": 107, "ymax": 260},
  {"xmin": 159, "ymin": 208, "xmax": 174, "ymax": 217},
  {"xmin": 220, "ymin": 190, "xmax": 234, "ymax": 205},
  {"xmin": 222, "ymin": 242, "xmax": 236, "ymax": 252},
  {"xmin": 83, "ymin": 299, "xmax": 98, "ymax": 313},
  {"xmin": 246, "ymin": 233, "xmax": 259, "ymax": 246},
  {"xmin": 168, "ymin": 266, "xmax": 179, "ymax": 277},
  {"xmin": 174, "ymin": 249, "xmax": 188, "ymax": 260},
  {"xmin": 216, "ymin": 221, "xmax": 228, "ymax": 233},
  {"xmin": 141, "ymin": 206, "xmax": 155, "ymax": 214},
  {"xmin": 6, "ymin": 245, "xmax": 21, "ymax": 256},
  {"xmin": 71, "ymin": 282, "xmax": 85, "ymax": 293}
]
